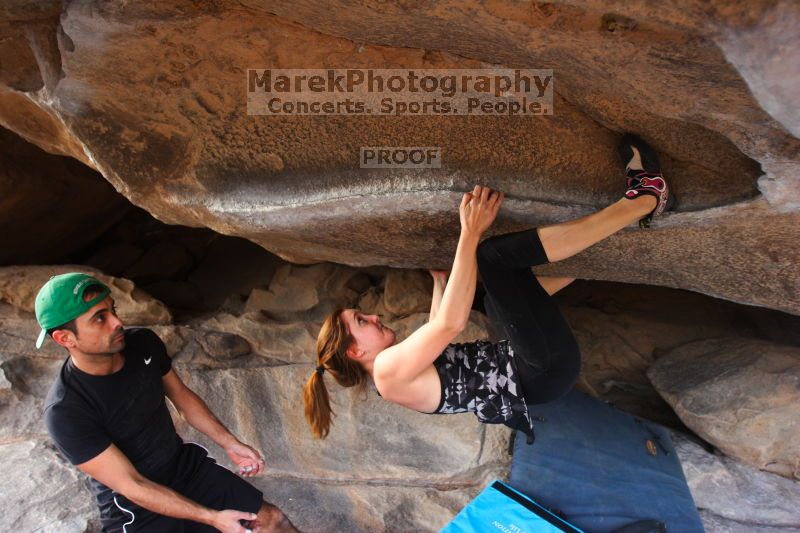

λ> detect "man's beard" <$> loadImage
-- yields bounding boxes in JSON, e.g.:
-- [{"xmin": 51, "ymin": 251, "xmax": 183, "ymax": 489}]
[{"xmin": 83, "ymin": 332, "xmax": 126, "ymax": 357}]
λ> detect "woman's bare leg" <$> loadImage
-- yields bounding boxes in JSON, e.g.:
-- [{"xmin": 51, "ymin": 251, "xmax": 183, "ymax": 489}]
[
  {"xmin": 536, "ymin": 276, "xmax": 575, "ymax": 295},
  {"xmin": 537, "ymin": 195, "xmax": 656, "ymax": 263}
]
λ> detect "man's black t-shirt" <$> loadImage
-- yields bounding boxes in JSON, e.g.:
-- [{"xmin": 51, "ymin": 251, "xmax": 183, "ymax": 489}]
[{"xmin": 43, "ymin": 328, "xmax": 183, "ymax": 518}]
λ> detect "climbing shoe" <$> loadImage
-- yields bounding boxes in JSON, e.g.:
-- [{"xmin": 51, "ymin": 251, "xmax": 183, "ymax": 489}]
[{"xmin": 618, "ymin": 133, "xmax": 676, "ymax": 228}]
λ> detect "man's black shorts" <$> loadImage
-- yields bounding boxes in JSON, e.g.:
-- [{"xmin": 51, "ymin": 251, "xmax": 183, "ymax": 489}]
[{"xmin": 105, "ymin": 443, "xmax": 263, "ymax": 532}]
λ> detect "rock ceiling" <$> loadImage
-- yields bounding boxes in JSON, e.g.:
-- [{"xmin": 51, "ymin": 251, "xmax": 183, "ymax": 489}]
[{"xmin": 0, "ymin": 0, "xmax": 798, "ymax": 313}]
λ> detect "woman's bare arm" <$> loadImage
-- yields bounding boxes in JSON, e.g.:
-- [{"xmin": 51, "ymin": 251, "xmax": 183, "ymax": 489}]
[
  {"xmin": 376, "ymin": 232, "xmax": 478, "ymax": 385},
  {"xmin": 428, "ymin": 271, "xmax": 448, "ymax": 322},
  {"xmin": 375, "ymin": 187, "xmax": 504, "ymax": 390}
]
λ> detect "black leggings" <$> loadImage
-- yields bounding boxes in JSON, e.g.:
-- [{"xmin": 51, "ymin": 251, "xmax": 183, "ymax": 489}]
[{"xmin": 477, "ymin": 228, "xmax": 581, "ymax": 405}]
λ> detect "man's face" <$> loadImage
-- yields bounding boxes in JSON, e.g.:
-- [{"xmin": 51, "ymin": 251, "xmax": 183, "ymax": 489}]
[{"xmin": 65, "ymin": 296, "xmax": 126, "ymax": 356}]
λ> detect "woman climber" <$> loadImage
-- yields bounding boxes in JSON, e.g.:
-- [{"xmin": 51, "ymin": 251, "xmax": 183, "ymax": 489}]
[{"xmin": 303, "ymin": 134, "xmax": 675, "ymax": 440}]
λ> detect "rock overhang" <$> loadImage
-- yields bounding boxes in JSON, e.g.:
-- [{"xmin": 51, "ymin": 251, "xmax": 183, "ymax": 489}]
[{"xmin": 0, "ymin": 0, "xmax": 796, "ymax": 313}]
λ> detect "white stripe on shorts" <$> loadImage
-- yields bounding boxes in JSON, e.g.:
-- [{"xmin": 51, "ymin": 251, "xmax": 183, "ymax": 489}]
[
  {"xmin": 113, "ymin": 496, "xmax": 136, "ymax": 533},
  {"xmin": 187, "ymin": 441, "xmax": 234, "ymax": 472}
]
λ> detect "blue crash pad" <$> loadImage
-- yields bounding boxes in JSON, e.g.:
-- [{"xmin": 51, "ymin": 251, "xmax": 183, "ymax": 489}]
[{"xmin": 509, "ymin": 390, "xmax": 704, "ymax": 532}]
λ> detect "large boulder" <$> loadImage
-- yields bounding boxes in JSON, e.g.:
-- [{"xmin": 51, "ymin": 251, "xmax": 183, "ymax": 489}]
[
  {"xmin": 673, "ymin": 432, "xmax": 800, "ymax": 533},
  {"xmin": 649, "ymin": 338, "xmax": 800, "ymax": 479},
  {"xmin": 0, "ymin": 1, "xmax": 798, "ymax": 313},
  {"xmin": 554, "ymin": 280, "xmax": 787, "ymax": 425},
  {"xmin": 0, "ymin": 439, "xmax": 98, "ymax": 533}
]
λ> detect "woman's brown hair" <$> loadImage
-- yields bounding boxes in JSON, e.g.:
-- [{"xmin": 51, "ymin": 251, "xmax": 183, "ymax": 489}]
[{"xmin": 303, "ymin": 308, "xmax": 369, "ymax": 439}]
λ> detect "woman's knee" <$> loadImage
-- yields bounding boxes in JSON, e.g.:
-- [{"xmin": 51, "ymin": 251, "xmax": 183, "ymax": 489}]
[
  {"xmin": 477, "ymin": 229, "xmax": 550, "ymax": 270},
  {"xmin": 520, "ymin": 348, "xmax": 581, "ymax": 404}
]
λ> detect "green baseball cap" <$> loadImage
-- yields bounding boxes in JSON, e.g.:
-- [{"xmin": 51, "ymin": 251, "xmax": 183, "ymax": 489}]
[{"xmin": 34, "ymin": 272, "xmax": 111, "ymax": 349}]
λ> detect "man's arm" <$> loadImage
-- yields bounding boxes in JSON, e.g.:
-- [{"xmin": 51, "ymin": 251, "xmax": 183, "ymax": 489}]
[
  {"xmin": 162, "ymin": 370, "xmax": 265, "ymax": 476},
  {"xmin": 78, "ymin": 443, "xmax": 255, "ymax": 533}
]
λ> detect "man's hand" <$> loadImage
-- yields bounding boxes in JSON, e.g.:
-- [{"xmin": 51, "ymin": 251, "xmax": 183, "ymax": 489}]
[
  {"xmin": 225, "ymin": 440, "xmax": 266, "ymax": 477},
  {"xmin": 162, "ymin": 370, "xmax": 266, "ymax": 479},
  {"xmin": 213, "ymin": 509, "xmax": 258, "ymax": 533},
  {"xmin": 76, "ymin": 444, "xmax": 254, "ymax": 531}
]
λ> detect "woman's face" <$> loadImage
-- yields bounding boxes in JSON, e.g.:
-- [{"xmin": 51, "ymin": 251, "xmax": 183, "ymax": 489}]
[{"xmin": 341, "ymin": 309, "xmax": 396, "ymax": 360}]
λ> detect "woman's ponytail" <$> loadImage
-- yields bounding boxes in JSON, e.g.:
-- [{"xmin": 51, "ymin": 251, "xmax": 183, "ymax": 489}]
[
  {"xmin": 304, "ymin": 309, "xmax": 369, "ymax": 439},
  {"xmin": 304, "ymin": 368, "xmax": 333, "ymax": 439}
]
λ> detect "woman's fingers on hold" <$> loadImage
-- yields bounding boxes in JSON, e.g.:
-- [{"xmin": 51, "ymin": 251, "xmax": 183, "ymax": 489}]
[{"xmin": 491, "ymin": 191, "xmax": 504, "ymax": 208}]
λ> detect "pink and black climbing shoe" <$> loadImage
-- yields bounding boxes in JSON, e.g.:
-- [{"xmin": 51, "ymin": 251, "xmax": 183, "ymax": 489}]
[{"xmin": 618, "ymin": 133, "xmax": 676, "ymax": 228}]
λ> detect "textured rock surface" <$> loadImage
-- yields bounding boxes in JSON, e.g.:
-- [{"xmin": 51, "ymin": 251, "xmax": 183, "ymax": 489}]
[
  {"xmin": 383, "ymin": 269, "xmax": 434, "ymax": 316},
  {"xmin": 244, "ymin": 262, "xmax": 372, "ymax": 322},
  {"xmin": 0, "ymin": 439, "xmax": 98, "ymax": 533},
  {"xmin": 2, "ymin": 259, "xmax": 800, "ymax": 531},
  {"xmin": 674, "ymin": 432, "xmax": 800, "ymax": 533},
  {"xmin": 0, "ymin": 265, "xmax": 172, "ymax": 326},
  {"xmin": 650, "ymin": 338, "xmax": 800, "ymax": 479},
  {"xmin": 554, "ymin": 281, "xmax": 798, "ymax": 426},
  {"xmin": 0, "ymin": 264, "xmax": 509, "ymax": 532},
  {"xmin": 0, "ymin": 1, "xmax": 798, "ymax": 313}
]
